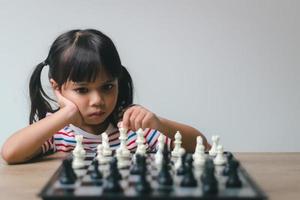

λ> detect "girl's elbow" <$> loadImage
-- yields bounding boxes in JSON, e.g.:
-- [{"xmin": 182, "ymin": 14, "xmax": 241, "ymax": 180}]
[{"xmin": 1, "ymin": 145, "xmax": 22, "ymax": 164}]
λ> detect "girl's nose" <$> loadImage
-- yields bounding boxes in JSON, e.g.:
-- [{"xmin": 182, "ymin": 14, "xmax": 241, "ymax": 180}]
[{"xmin": 90, "ymin": 91, "xmax": 104, "ymax": 106}]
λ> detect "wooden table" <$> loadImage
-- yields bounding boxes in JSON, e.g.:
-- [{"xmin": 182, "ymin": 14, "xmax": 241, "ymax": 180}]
[{"xmin": 0, "ymin": 153, "xmax": 299, "ymax": 200}]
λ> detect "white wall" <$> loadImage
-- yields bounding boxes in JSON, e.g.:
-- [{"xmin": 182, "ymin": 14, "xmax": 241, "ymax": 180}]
[{"xmin": 0, "ymin": 0, "xmax": 299, "ymax": 152}]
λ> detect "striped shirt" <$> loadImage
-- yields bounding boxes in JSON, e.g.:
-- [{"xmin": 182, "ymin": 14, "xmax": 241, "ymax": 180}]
[{"xmin": 41, "ymin": 123, "xmax": 172, "ymax": 154}]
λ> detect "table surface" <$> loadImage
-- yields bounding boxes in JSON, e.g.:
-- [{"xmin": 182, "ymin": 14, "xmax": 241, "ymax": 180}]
[{"xmin": 0, "ymin": 152, "xmax": 299, "ymax": 200}]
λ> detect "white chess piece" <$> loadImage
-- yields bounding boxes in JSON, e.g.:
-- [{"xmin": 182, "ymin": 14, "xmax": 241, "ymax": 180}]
[
  {"xmin": 175, "ymin": 147, "xmax": 186, "ymax": 171},
  {"xmin": 193, "ymin": 136, "xmax": 203, "ymax": 159},
  {"xmin": 116, "ymin": 127, "xmax": 131, "ymax": 168},
  {"xmin": 214, "ymin": 145, "xmax": 226, "ymax": 165},
  {"xmin": 118, "ymin": 127, "xmax": 131, "ymax": 157},
  {"xmin": 209, "ymin": 135, "xmax": 220, "ymax": 156},
  {"xmin": 135, "ymin": 128, "xmax": 147, "ymax": 156},
  {"xmin": 171, "ymin": 131, "xmax": 182, "ymax": 157},
  {"xmin": 102, "ymin": 132, "xmax": 112, "ymax": 156},
  {"xmin": 193, "ymin": 136, "xmax": 206, "ymax": 167},
  {"xmin": 155, "ymin": 134, "xmax": 165, "ymax": 167},
  {"xmin": 96, "ymin": 144, "xmax": 108, "ymax": 164},
  {"xmin": 72, "ymin": 135, "xmax": 86, "ymax": 169}
]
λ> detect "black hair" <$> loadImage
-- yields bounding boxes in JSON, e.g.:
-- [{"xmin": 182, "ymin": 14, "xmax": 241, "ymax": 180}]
[{"xmin": 29, "ymin": 29, "xmax": 133, "ymax": 126}]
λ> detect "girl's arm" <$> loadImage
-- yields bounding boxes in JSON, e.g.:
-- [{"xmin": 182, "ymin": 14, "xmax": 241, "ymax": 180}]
[
  {"xmin": 157, "ymin": 117, "xmax": 210, "ymax": 152},
  {"xmin": 1, "ymin": 106, "xmax": 77, "ymax": 164},
  {"xmin": 122, "ymin": 105, "xmax": 210, "ymax": 152}
]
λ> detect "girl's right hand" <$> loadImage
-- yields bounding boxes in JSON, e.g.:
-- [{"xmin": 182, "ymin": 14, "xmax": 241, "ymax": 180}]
[{"xmin": 53, "ymin": 88, "xmax": 83, "ymax": 127}]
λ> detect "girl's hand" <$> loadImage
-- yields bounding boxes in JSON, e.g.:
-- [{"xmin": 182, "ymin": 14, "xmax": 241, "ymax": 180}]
[
  {"xmin": 53, "ymin": 88, "xmax": 83, "ymax": 126},
  {"xmin": 121, "ymin": 105, "xmax": 162, "ymax": 131}
]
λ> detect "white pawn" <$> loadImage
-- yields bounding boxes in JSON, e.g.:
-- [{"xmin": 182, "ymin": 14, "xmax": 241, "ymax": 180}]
[
  {"xmin": 72, "ymin": 135, "xmax": 86, "ymax": 169},
  {"xmin": 102, "ymin": 132, "xmax": 112, "ymax": 156},
  {"xmin": 193, "ymin": 136, "xmax": 204, "ymax": 159},
  {"xmin": 135, "ymin": 128, "xmax": 147, "ymax": 156},
  {"xmin": 193, "ymin": 146, "xmax": 206, "ymax": 167},
  {"xmin": 96, "ymin": 144, "xmax": 107, "ymax": 164},
  {"xmin": 209, "ymin": 135, "xmax": 220, "ymax": 156},
  {"xmin": 155, "ymin": 134, "xmax": 165, "ymax": 167},
  {"xmin": 174, "ymin": 147, "xmax": 186, "ymax": 171},
  {"xmin": 214, "ymin": 145, "xmax": 226, "ymax": 165},
  {"xmin": 117, "ymin": 127, "xmax": 131, "ymax": 158},
  {"xmin": 171, "ymin": 131, "xmax": 182, "ymax": 157}
]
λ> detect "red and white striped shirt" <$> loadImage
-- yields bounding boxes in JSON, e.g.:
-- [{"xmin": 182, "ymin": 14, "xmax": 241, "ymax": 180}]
[{"xmin": 41, "ymin": 124, "xmax": 172, "ymax": 154}]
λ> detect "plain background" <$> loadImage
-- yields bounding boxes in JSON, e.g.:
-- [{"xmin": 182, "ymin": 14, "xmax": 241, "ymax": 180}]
[{"xmin": 0, "ymin": 0, "xmax": 299, "ymax": 152}]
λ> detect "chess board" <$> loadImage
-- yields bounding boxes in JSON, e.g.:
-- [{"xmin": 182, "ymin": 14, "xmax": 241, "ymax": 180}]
[{"xmin": 39, "ymin": 152, "xmax": 267, "ymax": 200}]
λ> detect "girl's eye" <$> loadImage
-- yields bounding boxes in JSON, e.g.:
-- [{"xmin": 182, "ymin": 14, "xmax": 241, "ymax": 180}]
[
  {"xmin": 75, "ymin": 87, "xmax": 89, "ymax": 94},
  {"xmin": 102, "ymin": 84, "xmax": 114, "ymax": 91}
]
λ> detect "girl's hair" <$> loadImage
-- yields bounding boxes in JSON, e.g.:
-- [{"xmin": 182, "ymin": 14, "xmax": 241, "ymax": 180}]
[{"xmin": 29, "ymin": 29, "xmax": 133, "ymax": 126}]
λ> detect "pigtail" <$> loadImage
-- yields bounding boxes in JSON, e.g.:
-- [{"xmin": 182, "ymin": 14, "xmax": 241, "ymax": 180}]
[
  {"xmin": 118, "ymin": 65, "xmax": 134, "ymax": 109},
  {"xmin": 29, "ymin": 61, "xmax": 54, "ymax": 124},
  {"xmin": 110, "ymin": 65, "xmax": 134, "ymax": 126}
]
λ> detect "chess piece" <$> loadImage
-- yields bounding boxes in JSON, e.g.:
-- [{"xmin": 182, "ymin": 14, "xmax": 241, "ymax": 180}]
[
  {"xmin": 130, "ymin": 154, "xmax": 144, "ymax": 175},
  {"xmin": 226, "ymin": 159, "xmax": 242, "ymax": 188},
  {"xmin": 201, "ymin": 159, "xmax": 218, "ymax": 195},
  {"xmin": 223, "ymin": 152, "xmax": 234, "ymax": 175},
  {"xmin": 155, "ymin": 134, "xmax": 165, "ymax": 168},
  {"xmin": 180, "ymin": 154, "xmax": 197, "ymax": 187},
  {"xmin": 102, "ymin": 132, "xmax": 112, "ymax": 156},
  {"xmin": 104, "ymin": 158, "xmax": 123, "ymax": 193},
  {"xmin": 209, "ymin": 135, "xmax": 220, "ymax": 156},
  {"xmin": 90, "ymin": 159, "xmax": 103, "ymax": 180},
  {"xmin": 175, "ymin": 147, "xmax": 186, "ymax": 174},
  {"xmin": 214, "ymin": 145, "xmax": 226, "ymax": 165},
  {"xmin": 60, "ymin": 158, "xmax": 77, "ymax": 184},
  {"xmin": 72, "ymin": 135, "xmax": 86, "ymax": 169},
  {"xmin": 158, "ymin": 145, "xmax": 173, "ymax": 186},
  {"xmin": 193, "ymin": 136, "xmax": 206, "ymax": 167},
  {"xmin": 135, "ymin": 128, "xmax": 147, "ymax": 156},
  {"xmin": 135, "ymin": 155, "xmax": 151, "ymax": 193},
  {"xmin": 117, "ymin": 127, "xmax": 131, "ymax": 157},
  {"xmin": 171, "ymin": 131, "xmax": 182, "ymax": 157},
  {"xmin": 116, "ymin": 127, "xmax": 131, "ymax": 168}
]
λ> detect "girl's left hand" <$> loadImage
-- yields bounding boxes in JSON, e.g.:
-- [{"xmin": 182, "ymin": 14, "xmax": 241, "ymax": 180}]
[{"xmin": 121, "ymin": 105, "xmax": 162, "ymax": 131}]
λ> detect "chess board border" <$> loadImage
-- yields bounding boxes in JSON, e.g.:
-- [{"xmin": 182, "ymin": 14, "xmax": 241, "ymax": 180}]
[{"xmin": 39, "ymin": 152, "xmax": 268, "ymax": 200}]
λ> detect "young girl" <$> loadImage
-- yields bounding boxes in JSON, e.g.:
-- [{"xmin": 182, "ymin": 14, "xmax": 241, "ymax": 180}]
[{"xmin": 1, "ymin": 29, "xmax": 209, "ymax": 164}]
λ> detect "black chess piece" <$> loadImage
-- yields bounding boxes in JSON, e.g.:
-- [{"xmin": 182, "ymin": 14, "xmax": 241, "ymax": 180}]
[
  {"xmin": 177, "ymin": 152, "xmax": 187, "ymax": 175},
  {"xmin": 130, "ymin": 154, "xmax": 143, "ymax": 175},
  {"xmin": 135, "ymin": 156, "xmax": 152, "ymax": 193},
  {"xmin": 201, "ymin": 159, "xmax": 218, "ymax": 195},
  {"xmin": 59, "ymin": 158, "xmax": 77, "ymax": 184},
  {"xmin": 158, "ymin": 145, "xmax": 173, "ymax": 186},
  {"xmin": 112, "ymin": 157, "xmax": 122, "ymax": 180},
  {"xmin": 180, "ymin": 154, "xmax": 197, "ymax": 187},
  {"xmin": 223, "ymin": 152, "xmax": 234, "ymax": 176},
  {"xmin": 103, "ymin": 158, "xmax": 123, "ymax": 193},
  {"xmin": 90, "ymin": 159, "xmax": 103, "ymax": 180},
  {"xmin": 226, "ymin": 159, "xmax": 242, "ymax": 188}
]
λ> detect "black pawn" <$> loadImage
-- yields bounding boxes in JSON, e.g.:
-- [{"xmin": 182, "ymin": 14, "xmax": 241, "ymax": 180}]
[
  {"xmin": 135, "ymin": 156, "xmax": 151, "ymax": 193},
  {"xmin": 158, "ymin": 145, "xmax": 173, "ymax": 186},
  {"xmin": 223, "ymin": 152, "xmax": 234, "ymax": 176},
  {"xmin": 131, "ymin": 154, "xmax": 143, "ymax": 175},
  {"xmin": 60, "ymin": 158, "xmax": 77, "ymax": 184},
  {"xmin": 201, "ymin": 159, "xmax": 218, "ymax": 195},
  {"xmin": 180, "ymin": 154, "xmax": 197, "ymax": 187},
  {"xmin": 103, "ymin": 158, "xmax": 123, "ymax": 193},
  {"xmin": 177, "ymin": 153, "xmax": 187, "ymax": 175},
  {"xmin": 90, "ymin": 160, "xmax": 102, "ymax": 180},
  {"xmin": 226, "ymin": 159, "xmax": 242, "ymax": 188},
  {"xmin": 111, "ymin": 157, "xmax": 122, "ymax": 180}
]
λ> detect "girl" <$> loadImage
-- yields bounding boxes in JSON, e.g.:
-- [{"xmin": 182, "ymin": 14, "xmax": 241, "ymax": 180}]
[{"xmin": 1, "ymin": 29, "xmax": 209, "ymax": 164}]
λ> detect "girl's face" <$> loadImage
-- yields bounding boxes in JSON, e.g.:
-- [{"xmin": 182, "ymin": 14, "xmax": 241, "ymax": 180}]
[{"xmin": 61, "ymin": 70, "xmax": 118, "ymax": 132}]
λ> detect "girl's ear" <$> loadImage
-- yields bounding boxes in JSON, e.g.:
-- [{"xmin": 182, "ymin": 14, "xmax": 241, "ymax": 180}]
[{"xmin": 50, "ymin": 79, "xmax": 59, "ymax": 90}]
